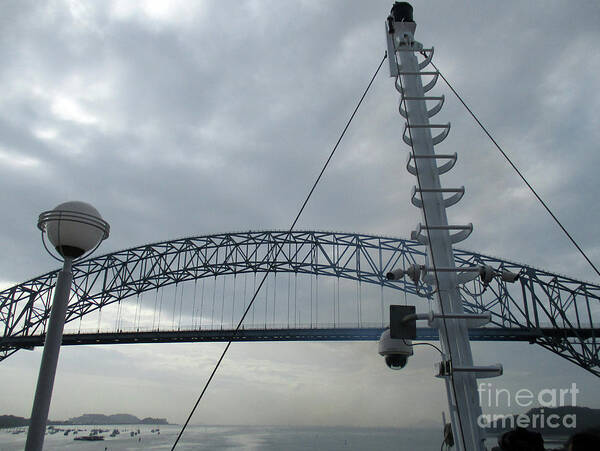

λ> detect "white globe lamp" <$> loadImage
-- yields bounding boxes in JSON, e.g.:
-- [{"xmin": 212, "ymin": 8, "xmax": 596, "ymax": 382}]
[{"xmin": 38, "ymin": 201, "xmax": 110, "ymax": 260}]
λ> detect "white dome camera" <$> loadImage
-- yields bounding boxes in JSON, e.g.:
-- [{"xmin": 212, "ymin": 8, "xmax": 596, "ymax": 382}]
[{"xmin": 378, "ymin": 329, "xmax": 413, "ymax": 370}]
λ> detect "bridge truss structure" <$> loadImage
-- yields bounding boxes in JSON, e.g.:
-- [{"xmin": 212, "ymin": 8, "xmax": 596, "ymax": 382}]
[{"xmin": 1, "ymin": 230, "xmax": 599, "ymax": 376}]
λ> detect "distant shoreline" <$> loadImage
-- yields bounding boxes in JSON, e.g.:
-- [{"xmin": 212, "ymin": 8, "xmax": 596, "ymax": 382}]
[{"xmin": 0, "ymin": 413, "xmax": 168, "ymax": 429}]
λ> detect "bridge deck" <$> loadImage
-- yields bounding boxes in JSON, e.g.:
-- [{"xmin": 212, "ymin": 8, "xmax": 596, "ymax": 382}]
[{"xmin": 4, "ymin": 327, "xmax": 597, "ymax": 349}]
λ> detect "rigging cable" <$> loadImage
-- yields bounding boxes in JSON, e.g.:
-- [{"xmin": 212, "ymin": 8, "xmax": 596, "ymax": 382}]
[
  {"xmin": 425, "ymin": 55, "xmax": 600, "ymax": 280},
  {"xmin": 170, "ymin": 52, "xmax": 387, "ymax": 450}
]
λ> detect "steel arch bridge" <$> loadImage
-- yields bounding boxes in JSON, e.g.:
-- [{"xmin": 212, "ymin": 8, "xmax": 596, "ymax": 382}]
[{"xmin": 1, "ymin": 230, "xmax": 599, "ymax": 376}]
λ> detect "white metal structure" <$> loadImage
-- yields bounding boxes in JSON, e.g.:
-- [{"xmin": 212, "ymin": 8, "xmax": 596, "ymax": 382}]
[{"xmin": 385, "ymin": 3, "xmax": 501, "ymax": 450}]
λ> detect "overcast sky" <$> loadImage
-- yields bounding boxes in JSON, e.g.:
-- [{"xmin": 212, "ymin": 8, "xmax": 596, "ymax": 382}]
[{"xmin": 1, "ymin": 0, "xmax": 600, "ymax": 432}]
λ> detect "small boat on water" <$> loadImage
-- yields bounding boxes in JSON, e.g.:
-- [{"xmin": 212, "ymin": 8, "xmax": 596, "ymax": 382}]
[{"xmin": 74, "ymin": 435, "xmax": 104, "ymax": 441}]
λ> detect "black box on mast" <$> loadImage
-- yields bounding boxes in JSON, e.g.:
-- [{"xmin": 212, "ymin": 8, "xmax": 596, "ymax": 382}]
[{"xmin": 390, "ymin": 305, "xmax": 416, "ymax": 339}]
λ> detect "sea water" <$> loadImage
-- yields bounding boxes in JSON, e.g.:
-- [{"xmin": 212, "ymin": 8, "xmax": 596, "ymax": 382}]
[
  {"xmin": 0, "ymin": 425, "xmax": 443, "ymax": 450},
  {"xmin": 0, "ymin": 425, "xmax": 568, "ymax": 450}
]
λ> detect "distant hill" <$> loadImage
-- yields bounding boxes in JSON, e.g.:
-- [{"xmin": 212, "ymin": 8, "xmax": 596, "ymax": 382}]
[
  {"xmin": 0, "ymin": 415, "xmax": 29, "ymax": 428},
  {"xmin": 68, "ymin": 413, "xmax": 169, "ymax": 425},
  {"xmin": 0, "ymin": 413, "xmax": 168, "ymax": 428}
]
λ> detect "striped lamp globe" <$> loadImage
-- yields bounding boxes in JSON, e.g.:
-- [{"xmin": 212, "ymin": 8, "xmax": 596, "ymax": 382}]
[{"xmin": 38, "ymin": 201, "xmax": 110, "ymax": 260}]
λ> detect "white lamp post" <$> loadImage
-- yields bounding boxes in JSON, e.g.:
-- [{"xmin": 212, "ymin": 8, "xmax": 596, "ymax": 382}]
[{"xmin": 25, "ymin": 201, "xmax": 109, "ymax": 451}]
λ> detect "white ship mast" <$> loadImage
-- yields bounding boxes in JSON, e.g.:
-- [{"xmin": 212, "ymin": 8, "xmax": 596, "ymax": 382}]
[{"xmin": 385, "ymin": 3, "xmax": 503, "ymax": 450}]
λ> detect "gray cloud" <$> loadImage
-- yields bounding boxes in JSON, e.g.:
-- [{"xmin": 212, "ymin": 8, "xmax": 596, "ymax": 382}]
[{"xmin": 1, "ymin": 0, "xmax": 599, "ymax": 428}]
